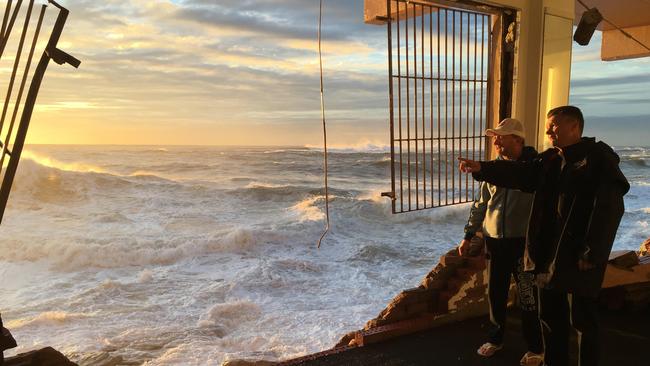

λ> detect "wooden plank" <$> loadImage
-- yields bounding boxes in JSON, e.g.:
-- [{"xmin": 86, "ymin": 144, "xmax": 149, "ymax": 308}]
[
  {"xmin": 602, "ymin": 263, "xmax": 650, "ymax": 288},
  {"xmin": 601, "ymin": 24, "xmax": 650, "ymax": 61}
]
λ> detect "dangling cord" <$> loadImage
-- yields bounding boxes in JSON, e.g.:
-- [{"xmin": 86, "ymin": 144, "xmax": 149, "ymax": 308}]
[{"xmin": 317, "ymin": 0, "xmax": 330, "ymax": 249}]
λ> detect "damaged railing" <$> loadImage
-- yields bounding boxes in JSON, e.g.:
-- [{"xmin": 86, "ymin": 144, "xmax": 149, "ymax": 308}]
[{"xmin": 0, "ymin": 0, "xmax": 79, "ymax": 224}]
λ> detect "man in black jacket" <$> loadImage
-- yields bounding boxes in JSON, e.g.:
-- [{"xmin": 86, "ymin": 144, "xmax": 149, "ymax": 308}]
[{"xmin": 458, "ymin": 106, "xmax": 629, "ymax": 366}]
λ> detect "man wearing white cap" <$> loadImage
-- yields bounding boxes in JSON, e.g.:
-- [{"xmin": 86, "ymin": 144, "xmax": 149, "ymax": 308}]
[{"xmin": 459, "ymin": 118, "xmax": 544, "ymax": 365}]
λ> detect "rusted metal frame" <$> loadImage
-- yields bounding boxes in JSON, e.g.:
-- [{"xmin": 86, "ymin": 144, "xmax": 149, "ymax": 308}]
[
  {"xmin": 405, "ymin": 2, "xmax": 411, "ymax": 211},
  {"xmin": 392, "ymin": 0, "xmax": 501, "ymax": 17},
  {"xmin": 451, "ymin": 10, "xmax": 455, "ymax": 204},
  {"xmin": 391, "ymin": 198, "xmax": 476, "ymax": 211},
  {"xmin": 0, "ymin": 3, "xmax": 44, "ymax": 171},
  {"xmin": 0, "ymin": 0, "xmax": 33, "ymax": 139},
  {"xmin": 413, "ymin": 4, "xmax": 418, "ymax": 210},
  {"xmin": 437, "ymin": 9, "xmax": 441, "ymax": 207},
  {"xmin": 0, "ymin": 0, "xmax": 22, "ymax": 59},
  {"xmin": 392, "ymin": 75, "xmax": 487, "ymax": 82},
  {"xmin": 1, "ymin": 0, "xmax": 12, "ymax": 39},
  {"xmin": 387, "ymin": 0, "xmax": 397, "ymax": 213},
  {"xmin": 393, "ymin": 1, "xmax": 404, "ymax": 212},
  {"xmin": 429, "ymin": 6, "xmax": 434, "ymax": 208},
  {"xmin": 498, "ymin": 11, "xmax": 514, "ymax": 122},
  {"xmin": 0, "ymin": 0, "xmax": 81, "ymax": 223},
  {"xmin": 472, "ymin": 13, "xmax": 478, "ymax": 197},
  {"xmin": 485, "ymin": 13, "xmax": 492, "ymax": 160},
  {"xmin": 479, "ymin": 16, "xmax": 480, "ymax": 158},
  {"xmin": 445, "ymin": 9, "xmax": 449, "ymax": 204},
  {"xmin": 459, "ymin": 10, "xmax": 463, "ymax": 203},
  {"xmin": 421, "ymin": 4, "xmax": 426, "ymax": 208},
  {"xmin": 465, "ymin": 12, "xmax": 471, "ymax": 201},
  {"xmin": 395, "ymin": 136, "xmax": 484, "ymax": 142}
]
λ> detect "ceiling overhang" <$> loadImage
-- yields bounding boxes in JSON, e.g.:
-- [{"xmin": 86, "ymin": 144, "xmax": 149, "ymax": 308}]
[
  {"xmin": 364, "ymin": 0, "xmax": 650, "ymax": 61},
  {"xmin": 575, "ymin": 0, "xmax": 650, "ymax": 61}
]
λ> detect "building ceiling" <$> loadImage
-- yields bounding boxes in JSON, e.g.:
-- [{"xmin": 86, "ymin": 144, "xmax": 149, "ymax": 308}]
[{"xmin": 575, "ymin": 0, "xmax": 650, "ymax": 30}]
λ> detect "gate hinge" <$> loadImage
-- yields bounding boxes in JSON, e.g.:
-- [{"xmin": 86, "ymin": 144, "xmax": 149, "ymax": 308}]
[{"xmin": 381, "ymin": 191, "xmax": 395, "ymax": 200}]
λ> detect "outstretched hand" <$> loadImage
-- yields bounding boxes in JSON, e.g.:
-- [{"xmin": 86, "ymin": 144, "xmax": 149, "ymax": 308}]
[{"xmin": 458, "ymin": 157, "xmax": 481, "ymax": 173}]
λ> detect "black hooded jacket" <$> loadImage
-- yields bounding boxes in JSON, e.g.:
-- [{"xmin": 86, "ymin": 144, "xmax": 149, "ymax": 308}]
[{"xmin": 473, "ymin": 137, "xmax": 630, "ymax": 297}]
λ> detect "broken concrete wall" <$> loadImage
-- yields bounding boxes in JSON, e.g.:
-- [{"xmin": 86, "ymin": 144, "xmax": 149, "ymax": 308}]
[{"xmin": 335, "ymin": 243, "xmax": 491, "ymax": 348}]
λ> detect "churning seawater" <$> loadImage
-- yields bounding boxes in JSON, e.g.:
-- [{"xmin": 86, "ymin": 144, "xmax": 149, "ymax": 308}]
[{"xmin": 0, "ymin": 145, "xmax": 648, "ymax": 365}]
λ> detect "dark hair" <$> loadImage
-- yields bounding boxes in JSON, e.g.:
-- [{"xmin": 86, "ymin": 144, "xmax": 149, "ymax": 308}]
[{"xmin": 547, "ymin": 105, "xmax": 584, "ymax": 132}]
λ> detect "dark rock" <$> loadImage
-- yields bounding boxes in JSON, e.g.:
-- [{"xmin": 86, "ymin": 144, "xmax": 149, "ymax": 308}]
[
  {"xmin": 609, "ymin": 250, "xmax": 639, "ymax": 268},
  {"xmin": 5, "ymin": 347, "xmax": 77, "ymax": 366},
  {"xmin": 334, "ymin": 331, "xmax": 357, "ymax": 348},
  {"xmin": 1, "ymin": 327, "xmax": 17, "ymax": 352}
]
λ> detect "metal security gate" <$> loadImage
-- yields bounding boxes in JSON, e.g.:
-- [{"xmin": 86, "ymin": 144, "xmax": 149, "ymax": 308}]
[
  {"xmin": 383, "ymin": 0, "xmax": 493, "ymax": 214},
  {"xmin": 0, "ymin": 0, "xmax": 80, "ymax": 224}
]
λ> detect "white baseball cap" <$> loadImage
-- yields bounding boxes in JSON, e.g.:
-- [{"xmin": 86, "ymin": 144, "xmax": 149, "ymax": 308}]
[{"xmin": 485, "ymin": 118, "xmax": 526, "ymax": 139}]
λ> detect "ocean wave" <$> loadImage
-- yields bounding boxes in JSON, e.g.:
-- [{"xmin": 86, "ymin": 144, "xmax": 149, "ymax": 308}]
[
  {"xmin": 197, "ymin": 300, "xmax": 261, "ymax": 333},
  {"xmin": 0, "ymin": 226, "xmax": 270, "ymax": 270},
  {"xmin": 272, "ymin": 259, "xmax": 324, "ymax": 273},
  {"xmin": 350, "ymin": 244, "xmax": 406, "ymax": 263},
  {"xmin": 289, "ymin": 196, "xmax": 326, "ymax": 222},
  {"xmin": 616, "ymin": 146, "xmax": 649, "ymax": 152},
  {"xmin": 93, "ymin": 212, "xmax": 133, "ymax": 224},
  {"xmin": 9, "ymin": 157, "xmax": 184, "ymax": 206},
  {"xmin": 230, "ymin": 184, "xmax": 305, "ymax": 201},
  {"xmin": 338, "ymin": 189, "xmax": 471, "ymax": 227},
  {"xmin": 369, "ymin": 158, "xmax": 392, "ymax": 169},
  {"xmin": 6, "ymin": 311, "xmax": 93, "ymax": 329},
  {"xmin": 139, "ymin": 269, "xmax": 154, "ymax": 283},
  {"xmin": 304, "ymin": 142, "xmax": 390, "ymax": 154},
  {"xmin": 622, "ymin": 157, "xmax": 648, "ymax": 168},
  {"xmin": 263, "ymin": 148, "xmax": 310, "ymax": 154},
  {"xmin": 230, "ymin": 183, "xmax": 353, "ymax": 202},
  {"xmin": 22, "ymin": 150, "xmax": 106, "ymax": 173}
]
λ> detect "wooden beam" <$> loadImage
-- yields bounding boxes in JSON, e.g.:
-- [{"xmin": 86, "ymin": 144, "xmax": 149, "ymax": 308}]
[
  {"xmin": 364, "ymin": 0, "xmax": 437, "ymax": 25},
  {"xmin": 602, "ymin": 262, "xmax": 650, "ymax": 288},
  {"xmin": 601, "ymin": 24, "xmax": 650, "ymax": 61}
]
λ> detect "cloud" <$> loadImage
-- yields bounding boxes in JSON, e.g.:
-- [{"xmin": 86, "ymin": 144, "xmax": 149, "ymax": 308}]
[
  {"xmin": 571, "ymin": 73, "xmax": 650, "ymax": 88},
  {"xmin": 0, "ymin": 0, "xmax": 642, "ymax": 146}
]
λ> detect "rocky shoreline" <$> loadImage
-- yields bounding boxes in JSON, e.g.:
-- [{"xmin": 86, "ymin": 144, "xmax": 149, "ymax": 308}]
[{"xmin": 4, "ymin": 347, "xmax": 76, "ymax": 366}]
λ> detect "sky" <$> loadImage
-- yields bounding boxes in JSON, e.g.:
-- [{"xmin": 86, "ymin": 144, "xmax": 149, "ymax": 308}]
[{"xmin": 2, "ymin": 0, "xmax": 649, "ymax": 146}]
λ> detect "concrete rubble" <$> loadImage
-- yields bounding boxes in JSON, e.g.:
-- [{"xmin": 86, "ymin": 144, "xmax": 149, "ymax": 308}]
[{"xmin": 335, "ymin": 237, "xmax": 490, "ymax": 348}]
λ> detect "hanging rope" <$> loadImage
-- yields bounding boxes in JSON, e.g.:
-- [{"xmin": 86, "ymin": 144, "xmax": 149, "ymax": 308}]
[
  {"xmin": 317, "ymin": 0, "xmax": 330, "ymax": 249},
  {"xmin": 577, "ymin": 0, "xmax": 650, "ymax": 53}
]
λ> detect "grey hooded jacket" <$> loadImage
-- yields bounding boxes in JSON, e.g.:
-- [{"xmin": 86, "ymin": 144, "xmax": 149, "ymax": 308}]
[{"xmin": 463, "ymin": 146, "xmax": 537, "ymax": 240}]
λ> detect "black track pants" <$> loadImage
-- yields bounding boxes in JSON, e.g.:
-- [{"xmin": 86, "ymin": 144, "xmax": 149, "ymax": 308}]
[
  {"xmin": 485, "ymin": 237, "xmax": 544, "ymax": 354},
  {"xmin": 540, "ymin": 288, "xmax": 600, "ymax": 366}
]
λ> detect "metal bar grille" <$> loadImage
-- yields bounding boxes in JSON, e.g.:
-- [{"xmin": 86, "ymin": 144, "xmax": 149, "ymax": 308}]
[
  {"xmin": 0, "ymin": 0, "xmax": 80, "ymax": 224},
  {"xmin": 386, "ymin": 0, "xmax": 492, "ymax": 214}
]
